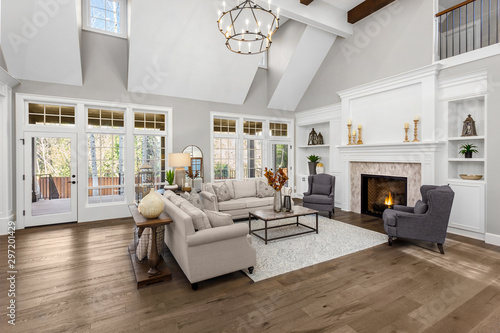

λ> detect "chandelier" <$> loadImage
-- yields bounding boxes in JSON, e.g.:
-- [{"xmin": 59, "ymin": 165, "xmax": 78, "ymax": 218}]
[{"xmin": 217, "ymin": 0, "xmax": 280, "ymax": 55}]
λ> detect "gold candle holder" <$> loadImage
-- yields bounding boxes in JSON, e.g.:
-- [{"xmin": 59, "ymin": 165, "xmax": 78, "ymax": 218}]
[
  {"xmin": 404, "ymin": 128, "xmax": 409, "ymax": 142},
  {"xmin": 352, "ymin": 132, "xmax": 357, "ymax": 144},
  {"xmin": 357, "ymin": 127, "xmax": 363, "ymax": 144},
  {"xmin": 412, "ymin": 120, "xmax": 420, "ymax": 142},
  {"xmin": 347, "ymin": 124, "xmax": 352, "ymax": 145}
]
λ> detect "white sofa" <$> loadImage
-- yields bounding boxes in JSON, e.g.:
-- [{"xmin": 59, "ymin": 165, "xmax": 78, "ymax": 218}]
[
  {"xmin": 161, "ymin": 192, "xmax": 256, "ymax": 290},
  {"xmin": 200, "ymin": 179, "xmax": 276, "ymax": 219}
]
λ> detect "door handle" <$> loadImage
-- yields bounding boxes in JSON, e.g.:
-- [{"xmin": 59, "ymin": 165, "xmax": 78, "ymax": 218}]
[{"xmin": 68, "ymin": 181, "xmax": 77, "ymax": 184}]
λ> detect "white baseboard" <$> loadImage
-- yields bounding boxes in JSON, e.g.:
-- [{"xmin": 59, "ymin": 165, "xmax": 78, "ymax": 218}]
[
  {"xmin": 447, "ymin": 227, "xmax": 484, "ymax": 241},
  {"xmin": 0, "ymin": 222, "xmax": 6, "ymax": 236},
  {"xmin": 485, "ymin": 233, "xmax": 500, "ymax": 246}
]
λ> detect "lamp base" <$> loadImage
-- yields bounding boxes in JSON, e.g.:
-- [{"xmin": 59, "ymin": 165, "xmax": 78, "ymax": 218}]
[{"xmin": 175, "ymin": 167, "xmax": 185, "ymax": 189}]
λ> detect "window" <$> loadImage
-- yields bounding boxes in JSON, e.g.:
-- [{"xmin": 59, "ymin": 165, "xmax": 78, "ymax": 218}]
[
  {"xmin": 213, "ymin": 138, "xmax": 237, "ymax": 180},
  {"xmin": 211, "ymin": 114, "xmax": 293, "ymax": 183},
  {"xmin": 270, "ymin": 122, "xmax": 288, "ymax": 137},
  {"xmin": 83, "ymin": 0, "xmax": 127, "ymax": 38},
  {"xmin": 28, "ymin": 103, "xmax": 75, "ymax": 126},
  {"xmin": 244, "ymin": 139, "xmax": 263, "ymax": 178},
  {"xmin": 87, "ymin": 134, "xmax": 125, "ymax": 204},
  {"xmin": 88, "ymin": 108, "xmax": 124, "ymax": 128},
  {"xmin": 134, "ymin": 112, "xmax": 166, "ymax": 131}
]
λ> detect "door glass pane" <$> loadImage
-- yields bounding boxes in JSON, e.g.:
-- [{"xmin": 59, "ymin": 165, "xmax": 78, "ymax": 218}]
[
  {"xmin": 31, "ymin": 137, "xmax": 72, "ymax": 216},
  {"xmin": 272, "ymin": 144, "xmax": 288, "ymax": 186},
  {"xmin": 244, "ymin": 139, "xmax": 263, "ymax": 178},
  {"xmin": 213, "ymin": 138, "xmax": 236, "ymax": 180}
]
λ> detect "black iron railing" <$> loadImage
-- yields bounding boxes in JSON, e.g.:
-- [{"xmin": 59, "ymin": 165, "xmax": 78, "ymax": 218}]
[{"xmin": 436, "ymin": 0, "xmax": 499, "ymax": 60}]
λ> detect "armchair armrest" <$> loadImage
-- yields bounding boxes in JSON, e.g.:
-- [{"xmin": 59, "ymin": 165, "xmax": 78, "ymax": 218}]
[
  {"xmin": 186, "ymin": 223, "xmax": 249, "ymax": 247},
  {"xmin": 200, "ymin": 191, "xmax": 218, "ymax": 211},
  {"xmin": 393, "ymin": 205, "xmax": 415, "ymax": 213}
]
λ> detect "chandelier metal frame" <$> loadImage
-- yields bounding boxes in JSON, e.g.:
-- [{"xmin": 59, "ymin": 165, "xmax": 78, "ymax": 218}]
[{"xmin": 217, "ymin": 0, "xmax": 280, "ymax": 55}]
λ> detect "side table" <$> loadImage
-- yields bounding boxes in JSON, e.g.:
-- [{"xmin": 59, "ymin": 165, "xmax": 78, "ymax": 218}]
[{"xmin": 128, "ymin": 204, "xmax": 173, "ymax": 288}]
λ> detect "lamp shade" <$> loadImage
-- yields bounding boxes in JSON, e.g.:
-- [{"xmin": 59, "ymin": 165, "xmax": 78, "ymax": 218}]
[{"xmin": 168, "ymin": 153, "xmax": 191, "ymax": 167}]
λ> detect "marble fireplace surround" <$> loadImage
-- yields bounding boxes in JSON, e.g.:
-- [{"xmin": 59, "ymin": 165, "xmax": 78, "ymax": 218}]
[{"xmin": 337, "ymin": 142, "xmax": 444, "ymax": 212}]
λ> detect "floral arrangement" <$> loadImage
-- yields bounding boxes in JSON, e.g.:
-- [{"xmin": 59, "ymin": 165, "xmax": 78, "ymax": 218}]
[
  {"xmin": 264, "ymin": 167, "xmax": 289, "ymax": 191},
  {"xmin": 186, "ymin": 168, "xmax": 200, "ymax": 180}
]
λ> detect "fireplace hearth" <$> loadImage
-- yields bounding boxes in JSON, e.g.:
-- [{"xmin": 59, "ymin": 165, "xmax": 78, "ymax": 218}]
[{"xmin": 361, "ymin": 174, "xmax": 407, "ymax": 217}]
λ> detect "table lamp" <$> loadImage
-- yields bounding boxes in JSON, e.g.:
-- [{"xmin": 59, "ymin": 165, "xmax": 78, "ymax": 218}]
[{"xmin": 168, "ymin": 153, "xmax": 191, "ymax": 189}]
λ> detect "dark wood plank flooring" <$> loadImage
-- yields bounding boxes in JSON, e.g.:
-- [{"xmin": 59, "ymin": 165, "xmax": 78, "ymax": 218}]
[{"xmin": 1, "ymin": 207, "xmax": 500, "ymax": 332}]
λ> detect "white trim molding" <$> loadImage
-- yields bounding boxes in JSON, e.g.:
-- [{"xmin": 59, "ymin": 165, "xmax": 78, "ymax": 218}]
[{"xmin": 485, "ymin": 233, "xmax": 500, "ymax": 246}]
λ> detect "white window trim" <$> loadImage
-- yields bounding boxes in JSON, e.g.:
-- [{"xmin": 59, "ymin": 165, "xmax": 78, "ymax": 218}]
[
  {"xmin": 210, "ymin": 112, "xmax": 294, "ymax": 187},
  {"xmin": 82, "ymin": 0, "xmax": 128, "ymax": 39}
]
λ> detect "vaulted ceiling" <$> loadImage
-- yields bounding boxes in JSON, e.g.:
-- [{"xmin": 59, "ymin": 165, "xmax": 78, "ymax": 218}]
[{"xmin": 1, "ymin": 0, "xmax": 369, "ymax": 110}]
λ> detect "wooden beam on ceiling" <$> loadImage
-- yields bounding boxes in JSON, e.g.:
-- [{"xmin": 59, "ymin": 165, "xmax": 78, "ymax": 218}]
[
  {"xmin": 348, "ymin": 0, "xmax": 396, "ymax": 24},
  {"xmin": 300, "ymin": 0, "xmax": 315, "ymax": 5}
]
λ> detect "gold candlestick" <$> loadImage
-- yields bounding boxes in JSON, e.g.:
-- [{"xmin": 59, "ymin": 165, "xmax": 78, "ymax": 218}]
[
  {"xmin": 352, "ymin": 133, "xmax": 357, "ymax": 144},
  {"xmin": 404, "ymin": 128, "xmax": 409, "ymax": 142},
  {"xmin": 347, "ymin": 124, "xmax": 352, "ymax": 145},
  {"xmin": 357, "ymin": 127, "xmax": 363, "ymax": 144},
  {"xmin": 412, "ymin": 120, "xmax": 420, "ymax": 142}
]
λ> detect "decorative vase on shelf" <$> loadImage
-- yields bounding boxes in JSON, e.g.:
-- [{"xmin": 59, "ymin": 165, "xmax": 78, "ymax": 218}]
[
  {"xmin": 273, "ymin": 190, "xmax": 282, "ymax": 212},
  {"xmin": 138, "ymin": 189, "xmax": 163, "ymax": 219},
  {"xmin": 308, "ymin": 162, "xmax": 318, "ymax": 175},
  {"xmin": 316, "ymin": 163, "xmax": 325, "ymax": 174},
  {"xmin": 164, "ymin": 184, "xmax": 178, "ymax": 191}
]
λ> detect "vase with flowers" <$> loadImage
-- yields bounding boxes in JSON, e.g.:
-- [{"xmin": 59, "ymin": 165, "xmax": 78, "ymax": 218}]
[{"xmin": 264, "ymin": 167, "xmax": 289, "ymax": 212}]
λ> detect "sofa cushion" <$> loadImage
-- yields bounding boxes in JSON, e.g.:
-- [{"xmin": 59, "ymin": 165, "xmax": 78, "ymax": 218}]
[
  {"xmin": 245, "ymin": 197, "xmax": 274, "ymax": 208},
  {"xmin": 163, "ymin": 190, "xmax": 176, "ymax": 200},
  {"xmin": 218, "ymin": 198, "xmax": 247, "ymax": 211},
  {"xmin": 414, "ymin": 200, "xmax": 428, "ymax": 214},
  {"xmin": 180, "ymin": 201, "xmax": 211, "ymax": 231},
  {"xmin": 215, "ymin": 182, "xmax": 232, "ymax": 202},
  {"xmin": 303, "ymin": 194, "xmax": 333, "ymax": 205},
  {"xmin": 204, "ymin": 209, "xmax": 234, "ymax": 228},
  {"xmin": 170, "ymin": 195, "xmax": 187, "ymax": 207},
  {"xmin": 257, "ymin": 180, "xmax": 275, "ymax": 198},
  {"xmin": 233, "ymin": 180, "xmax": 257, "ymax": 199},
  {"xmin": 312, "ymin": 183, "xmax": 331, "ymax": 196}
]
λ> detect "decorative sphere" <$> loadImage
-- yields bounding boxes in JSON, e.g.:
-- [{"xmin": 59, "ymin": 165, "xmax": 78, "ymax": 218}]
[{"xmin": 138, "ymin": 189, "xmax": 164, "ymax": 218}]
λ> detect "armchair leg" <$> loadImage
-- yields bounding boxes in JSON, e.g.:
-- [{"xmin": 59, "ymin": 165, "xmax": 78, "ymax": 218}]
[
  {"xmin": 437, "ymin": 243, "xmax": 445, "ymax": 255},
  {"xmin": 191, "ymin": 283, "xmax": 199, "ymax": 291},
  {"xmin": 328, "ymin": 211, "xmax": 332, "ymax": 219},
  {"xmin": 248, "ymin": 266, "xmax": 254, "ymax": 274},
  {"xmin": 388, "ymin": 236, "xmax": 393, "ymax": 246}
]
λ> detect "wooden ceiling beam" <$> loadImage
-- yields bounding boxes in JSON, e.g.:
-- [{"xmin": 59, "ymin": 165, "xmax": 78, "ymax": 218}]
[
  {"xmin": 300, "ymin": 0, "xmax": 315, "ymax": 5},
  {"xmin": 348, "ymin": 0, "xmax": 396, "ymax": 24}
]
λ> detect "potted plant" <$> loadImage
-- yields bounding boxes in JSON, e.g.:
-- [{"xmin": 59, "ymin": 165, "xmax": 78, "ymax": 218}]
[
  {"xmin": 459, "ymin": 143, "xmax": 479, "ymax": 159},
  {"xmin": 165, "ymin": 170, "xmax": 178, "ymax": 190},
  {"xmin": 307, "ymin": 155, "xmax": 321, "ymax": 175}
]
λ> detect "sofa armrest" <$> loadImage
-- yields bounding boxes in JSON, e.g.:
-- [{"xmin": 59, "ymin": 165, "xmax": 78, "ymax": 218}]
[
  {"xmin": 393, "ymin": 205, "xmax": 415, "ymax": 213},
  {"xmin": 186, "ymin": 223, "xmax": 249, "ymax": 247},
  {"xmin": 200, "ymin": 191, "xmax": 218, "ymax": 211}
]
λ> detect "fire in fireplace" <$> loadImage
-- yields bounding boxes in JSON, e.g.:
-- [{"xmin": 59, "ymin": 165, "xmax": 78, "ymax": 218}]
[{"xmin": 361, "ymin": 174, "xmax": 407, "ymax": 217}]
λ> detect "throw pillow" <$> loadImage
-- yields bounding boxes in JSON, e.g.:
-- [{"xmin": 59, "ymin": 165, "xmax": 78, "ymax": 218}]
[
  {"xmin": 188, "ymin": 192, "xmax": 204, "ymax": 209},
  {"xmin": 257, "ymin": 180, "xmax": 275, "ymax": 198},
  {"xmin": 215, "ymin": 183, "xmax": 232, "ymax": 202},
  {"xmin": 414, "ymin": 200, "xmax": 428, "ymax": 214},
  {"xmin": 180, "ymin": 201, "xmax": 211, "ymax": 231},
  {"xmin": 135, "ymin": 227, "xmax": 164, "ymax": 262},
  {"xmin": 233, "ymin": 180, "xmax": 257, "ymax": 199},
  {"xmin": 204, "ymin": 209, "xmax": 234, "ymax": 228},
  {"xmin": 225, "ymin": 180, "xmax": 235, "ymax": 199},
  {"xmin": 203, "ymin": 183, "xmax": 216, "ymax": 195},
  {"xmin": 312, "ymin": 183, "xmax": 332, "ymax": 196}
]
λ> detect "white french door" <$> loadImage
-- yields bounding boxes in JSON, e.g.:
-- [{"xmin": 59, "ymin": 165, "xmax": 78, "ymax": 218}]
[{"xmin": 24, "ymin": 132, "xmax": 78, "ymax": 227}]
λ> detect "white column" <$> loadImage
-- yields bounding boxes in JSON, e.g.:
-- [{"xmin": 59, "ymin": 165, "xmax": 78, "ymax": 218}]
[{"xmin": 0, "ymin": 83, "xmax": 14, "ymax": 235}]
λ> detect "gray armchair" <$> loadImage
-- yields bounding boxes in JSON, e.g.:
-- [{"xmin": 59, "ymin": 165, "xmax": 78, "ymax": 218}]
[
  {"xmin": 303, "ymin": 174, "xmax": 336, "ymax": 218},
  {"xmin": 382, "ymin": 185, "xmax": 455, "ymax": 254}
]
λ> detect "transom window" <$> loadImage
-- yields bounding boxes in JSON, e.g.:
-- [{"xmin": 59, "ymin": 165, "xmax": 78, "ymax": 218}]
[
  {"xmin": 214, "ymin": 118, "xmax": 237, "ymax": 134},
  {"xmin": 270, "ymin": 122, "xmax": 288, "ymax": 137},
  {"xmin": 243, "ymin": 121, "xmax": 263, "ymax": 136},
  {"xmin": 28, "ymin": 103, "xmax": 75, "ymax": 126},
  {"xmin": 83, "ymin": 0, "xmax": 127, "ymax": 38},
  {"xmin": 134, "ymin": 112, "xmax": 166, "ymax": 131},
  {"xmin": 88, "ymin": 108, "xmax": 124, "ymax": 128}
]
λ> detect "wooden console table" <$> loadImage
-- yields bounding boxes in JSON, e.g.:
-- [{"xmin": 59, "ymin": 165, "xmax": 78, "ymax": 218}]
[{"xmin": 128, "ymin": 204, "xmax": 173, "ymax": 288}]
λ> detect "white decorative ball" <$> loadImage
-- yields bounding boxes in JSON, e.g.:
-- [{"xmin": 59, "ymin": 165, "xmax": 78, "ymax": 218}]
[{"xmin": 138, "ymin": 189, "xmax": 164, "ymax": 218}]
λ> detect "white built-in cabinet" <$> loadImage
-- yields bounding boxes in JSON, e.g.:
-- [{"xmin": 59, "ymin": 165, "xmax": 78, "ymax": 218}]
[
  {"xmin": 294, "ymin": 105, "xmax": 341, "ymax": 206},
  {"xmin": 440, "ymin": 71, "xmax": 487, "ymax": 239}
]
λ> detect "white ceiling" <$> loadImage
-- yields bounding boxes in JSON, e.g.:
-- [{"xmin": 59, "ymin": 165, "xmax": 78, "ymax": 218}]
[{"xmin": 319, "ymin": 0, "xmax": 365, "ymax": 12}]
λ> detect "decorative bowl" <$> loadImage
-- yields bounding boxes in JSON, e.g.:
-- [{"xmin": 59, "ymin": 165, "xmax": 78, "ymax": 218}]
[{"xmin": 459, "ymin": 174, "xmax": 483, "ymax": 180}]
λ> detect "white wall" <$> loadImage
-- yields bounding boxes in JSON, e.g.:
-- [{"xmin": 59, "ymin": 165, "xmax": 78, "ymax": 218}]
[{"xmin": 13, "ymin": 31, "xmax": 295, "ymax": 183}]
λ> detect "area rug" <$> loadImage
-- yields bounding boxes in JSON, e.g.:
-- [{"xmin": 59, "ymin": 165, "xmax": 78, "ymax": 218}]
[{"xmin": 242, "ymin": 215, "xmax": 387, "ymax": 282}]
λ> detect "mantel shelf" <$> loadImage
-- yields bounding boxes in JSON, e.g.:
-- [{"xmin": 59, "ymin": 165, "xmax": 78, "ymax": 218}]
[
  {"xmin": 448, "ymin": 158, "xmax": 485, "ymax": 162},
  {"xmin": 337, "ymin": 141, "xmax": 445, "ymax": 150},
  {"xmin": 448, "ymin": 136, "xmax": 485, "ymax": 141}
]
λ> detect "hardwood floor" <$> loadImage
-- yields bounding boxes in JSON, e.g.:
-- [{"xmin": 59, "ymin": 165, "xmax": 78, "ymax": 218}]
[{"xmin": 2, "ymin": 208, "xmax": 500, "ymax": 332}]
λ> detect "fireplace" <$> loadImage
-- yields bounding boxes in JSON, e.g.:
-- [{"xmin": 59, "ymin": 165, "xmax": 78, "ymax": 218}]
[{"xmin": 361, "ymin": 174, "xmax": 407, "ymax": 217}]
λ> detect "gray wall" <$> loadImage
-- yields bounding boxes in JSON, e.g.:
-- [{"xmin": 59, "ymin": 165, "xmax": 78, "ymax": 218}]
[
  {"xmin": 297, "ymin": 0, "xmax": 434, "ymax": 110},
  {"xmin": 14, "ymin": 31, "xmax": 294, "ymax": 182}
]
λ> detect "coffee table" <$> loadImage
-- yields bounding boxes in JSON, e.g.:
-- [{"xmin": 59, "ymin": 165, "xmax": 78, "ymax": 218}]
[{"xmin": 248, "ymin": 206, "xmax": 319, "ymax": 244}]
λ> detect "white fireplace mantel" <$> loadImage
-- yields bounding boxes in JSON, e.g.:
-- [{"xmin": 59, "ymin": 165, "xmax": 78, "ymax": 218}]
[{"xmin": 337, "ymin": 141, "xmax": 445, "ymax": 211}]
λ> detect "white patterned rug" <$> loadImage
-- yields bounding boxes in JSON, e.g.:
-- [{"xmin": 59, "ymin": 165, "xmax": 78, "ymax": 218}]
[{"xmin": 242, "ymin": 215, "xmax": 387, "ymax": 282}]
